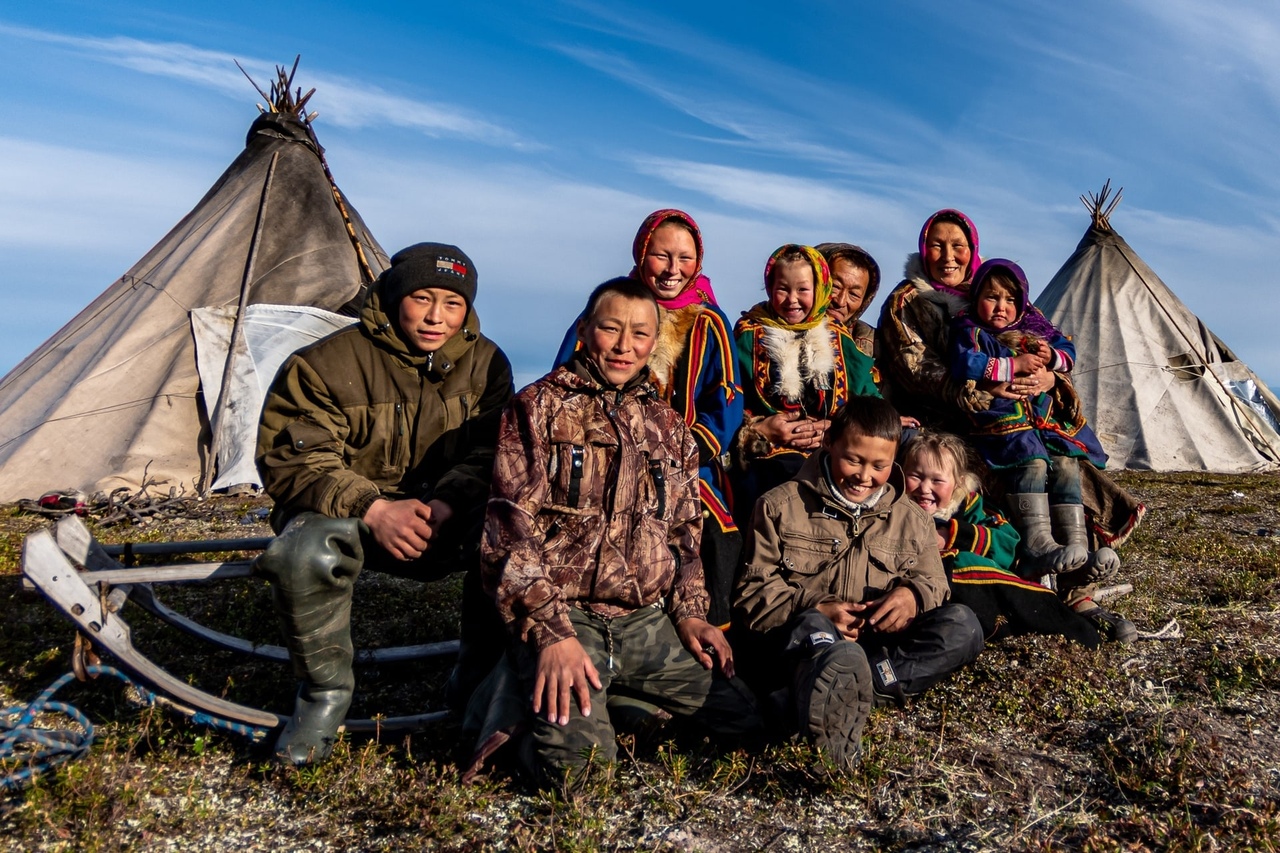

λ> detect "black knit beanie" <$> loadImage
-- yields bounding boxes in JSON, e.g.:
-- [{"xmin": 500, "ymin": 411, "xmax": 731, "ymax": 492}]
[{"xmin": 378, "ymin": 243, "xmax": 478, "ymax": 308}]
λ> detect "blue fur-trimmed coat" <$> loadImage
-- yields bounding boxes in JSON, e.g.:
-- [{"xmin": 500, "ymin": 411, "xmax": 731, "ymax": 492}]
[{"xmin": 949, "ymin": 317, "xmax": 1107, "ymax": 471}]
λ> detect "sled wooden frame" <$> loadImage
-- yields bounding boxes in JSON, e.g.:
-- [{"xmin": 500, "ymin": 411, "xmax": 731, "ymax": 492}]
[{"xmin": 21, "ymin": 516, "xmax": 456, "ymax": 736}]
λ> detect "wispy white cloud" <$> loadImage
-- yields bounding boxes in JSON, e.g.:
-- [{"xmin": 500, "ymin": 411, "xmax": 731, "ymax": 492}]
[
  {"xmin": 0, "ymin": 135, "xmax": 207, "ymax": 253},
  {"xmin": 1132, "ymin": 0, "xmax": 1280, "ymax": 105},
  {"xmin": 0, "ymin": 23, "xmax": 528, "ymax": 147}
]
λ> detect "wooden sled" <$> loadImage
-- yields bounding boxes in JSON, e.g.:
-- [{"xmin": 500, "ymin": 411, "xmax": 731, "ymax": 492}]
[{"xmin": 21, "ymin": 516, "xmax": 456, "ymax": 739}]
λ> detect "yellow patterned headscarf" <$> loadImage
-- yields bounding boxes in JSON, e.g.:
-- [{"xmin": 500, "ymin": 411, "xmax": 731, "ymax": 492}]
[{"xmin": 747, "ymin": 244, "xmax": 833, "ymax": 331}]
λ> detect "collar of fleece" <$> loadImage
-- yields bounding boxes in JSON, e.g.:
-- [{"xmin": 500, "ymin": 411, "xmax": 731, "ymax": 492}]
[
  {"xmin": 758, "ymin": 319, "xmax": 836, "ymax": 403},
  {"xmin": 903, "ymin": 253, "xmax": 972, "ymax": 319}
]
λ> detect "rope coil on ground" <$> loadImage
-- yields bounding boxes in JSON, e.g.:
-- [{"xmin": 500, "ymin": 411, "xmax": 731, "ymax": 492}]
[{"xmin": 1, "ymin": 664, "xmax": 271, "ymax": 792}]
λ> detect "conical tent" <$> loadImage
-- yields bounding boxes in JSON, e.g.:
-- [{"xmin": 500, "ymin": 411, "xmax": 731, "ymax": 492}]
[
  {"xmin": 1038, "ymin": 185, "xmax": 1280, "ymax": 473},
  {"xmin": 0, "ymin": 72, "xmax": 389, "ymax": 502}
]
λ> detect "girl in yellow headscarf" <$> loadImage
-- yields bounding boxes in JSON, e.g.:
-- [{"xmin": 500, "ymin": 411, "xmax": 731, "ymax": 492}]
[{"xmin": 732, "ymin": 244, "xmax": 880, "ymax": 517}]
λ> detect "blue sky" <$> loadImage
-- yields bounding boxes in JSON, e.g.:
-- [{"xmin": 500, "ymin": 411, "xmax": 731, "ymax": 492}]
[{"xmin": 3, "ymin": 0, "xmax": 1279, "ymax": 390}]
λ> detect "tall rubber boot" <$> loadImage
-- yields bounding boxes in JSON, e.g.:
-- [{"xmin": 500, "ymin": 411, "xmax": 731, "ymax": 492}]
[
  {"xmin": 254, "ymin": 513, "xmax": 364, "ymax": 766},
  {"xmin": 1008, "ymin": 493, "xmax": 1078, "ymax": 575},
  {"xmin": 1049, "ymin": 503, "xmax": 1091, "ymax": 574}
]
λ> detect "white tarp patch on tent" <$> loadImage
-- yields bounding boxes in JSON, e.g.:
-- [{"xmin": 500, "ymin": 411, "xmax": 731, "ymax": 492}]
[{"xmin": 192, "ymin": 304, "xmax": 355, "ymax": 490}]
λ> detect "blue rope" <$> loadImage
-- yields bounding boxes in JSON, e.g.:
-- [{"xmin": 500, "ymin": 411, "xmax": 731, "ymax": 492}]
[{"xmin": 1, "ymin": 665, "xmax": 271, "ymax": 792}]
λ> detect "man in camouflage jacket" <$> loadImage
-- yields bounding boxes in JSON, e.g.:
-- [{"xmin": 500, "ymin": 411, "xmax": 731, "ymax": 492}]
[
  {"xmin": 478, "ymin": 277, "xmax": 758, "ymax": 784},
  {"xmin": 255, "ymin": 242, "xmax": 513, "ymax": 765}
]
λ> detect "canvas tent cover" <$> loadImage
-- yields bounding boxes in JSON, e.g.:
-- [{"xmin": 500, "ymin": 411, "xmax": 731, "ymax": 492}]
[
  {"xmin": 1038, "ymin": 224, "xmax": 1280, "ymax": 473},
  {"xmin": 0, "ymin": 112, "xmax": 388, "ymax": 502}
]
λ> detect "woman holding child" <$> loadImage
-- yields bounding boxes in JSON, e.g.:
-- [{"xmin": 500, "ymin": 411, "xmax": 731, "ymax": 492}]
[{"xmin": 877, "ymin": 209, "xmax": 1141, "ymax": 642}]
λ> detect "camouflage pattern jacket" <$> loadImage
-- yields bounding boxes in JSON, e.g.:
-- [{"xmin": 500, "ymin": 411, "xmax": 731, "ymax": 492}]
[{"xmin": 482, "ymin": 356, "xmax": 708, "ymax": 651}]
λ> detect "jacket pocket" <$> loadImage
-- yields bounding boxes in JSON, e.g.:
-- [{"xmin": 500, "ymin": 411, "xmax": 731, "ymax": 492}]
[
  {"xmin": 549, "ymin": 420, "xmax": 618, "ymax": 509},
  {"xmin": 384, "ymin": 401, "xmax": 409, "ymax": 475},
  {"xmin": 780, "ymin": 532, "xmax": 842, "ymax": 578},
  {"xmin": 281, "ymin": 419, "xmax": 336, "ymax": 454},
  {"xmin": 866, "ymin": 544, "xmax": 917, "ymax": 596}
]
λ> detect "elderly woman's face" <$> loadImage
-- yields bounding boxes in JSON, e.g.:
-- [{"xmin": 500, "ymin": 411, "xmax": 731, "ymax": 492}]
[
  {"xmin": 641, "ymin": 222, "xmax": 698, "ymax": 300},
  {"xmin": 828, "ymin": 258, "xmax": 870, "ymax": 324},
  {"xmin": 924, "ymin": 221, "xmax": 972, "ymax": 288}
]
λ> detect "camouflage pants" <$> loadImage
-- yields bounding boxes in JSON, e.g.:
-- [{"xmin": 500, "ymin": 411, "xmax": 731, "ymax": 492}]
[{"xmin": 515, "ymin": 605, "xmax": 761, "ymax": 782}]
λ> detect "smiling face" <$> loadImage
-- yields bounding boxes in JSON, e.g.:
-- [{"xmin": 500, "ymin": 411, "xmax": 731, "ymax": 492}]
[
  {"xmin": 903, "ymin": 449, "xmax": 957, "ymax": 514},
  {"xmin": 828, "ymin": 258, "xmax": 870, "ymax": 324},
  {"xmin": 397, "ymin": 287, "xmax": 468, "ymax": 353},
  {"xmin": 825, "ymin": 430, "xmax": 897, "ymax": 504},
  {"xmin": 768, "ymin": 260, "xmax": 816, "ymax": 325},
  {"xmin": 974, "ymin": 276, "xmax": 1020, "ymax": 330},
  {"xmin": 640, "ymin": 222, "xmax": 699, "ymax": 300},
  {"xmin": 579, "ymin": 293, "xmax": 659, "ymax": 386},
  {"xmin": 924, "ymin": 221, "xmax": 973, "ymax": 288}
]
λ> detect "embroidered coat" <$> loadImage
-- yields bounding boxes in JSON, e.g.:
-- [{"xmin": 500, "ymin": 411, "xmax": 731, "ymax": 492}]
[{"xmin": 930, "ymin": 478, "xmax": 1100, "ymax": 646}]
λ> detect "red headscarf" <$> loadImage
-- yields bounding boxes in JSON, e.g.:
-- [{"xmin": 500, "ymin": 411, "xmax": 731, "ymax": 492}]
[
  {"xmin": 629, "ymin": 208, "xmax": 719, "ymax": 309},
  {"xmin": 917, "ymin": 208, "xmax": 981, "ymax": 297}
]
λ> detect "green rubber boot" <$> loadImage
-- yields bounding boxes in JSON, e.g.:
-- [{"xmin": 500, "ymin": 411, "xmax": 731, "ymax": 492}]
[{"xmin": 255, "ymin": 513, "xmax": 364, "ymax": 766}]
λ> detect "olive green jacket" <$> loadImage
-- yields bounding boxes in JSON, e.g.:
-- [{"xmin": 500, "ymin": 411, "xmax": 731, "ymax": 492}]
[
  {"xmin": 256, "ymin": 282, "xmax": 514, "ymax": 531},
  {"xmin": 735, "ymin": 452, "xmax": 949, "ymax": 634}
]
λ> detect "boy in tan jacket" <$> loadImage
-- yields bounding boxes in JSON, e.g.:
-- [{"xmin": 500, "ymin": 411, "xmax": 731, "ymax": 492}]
[{"xmin": 735, "ymin": 396, "xmax": 983, "ymax": 768}]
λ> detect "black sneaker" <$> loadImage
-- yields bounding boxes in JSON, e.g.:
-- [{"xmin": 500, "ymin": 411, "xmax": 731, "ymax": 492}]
[
  {"xmin": 794, "ymin": 641, "xmax": 874, "ymax": 769},
  {"xmin": 1076, "ymin": 600, "xmax": 1137, "ymax": 644}
]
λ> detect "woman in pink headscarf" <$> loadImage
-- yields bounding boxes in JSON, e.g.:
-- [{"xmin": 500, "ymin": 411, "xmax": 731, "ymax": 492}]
[{"xmin": 876, "ymin": 209, "xmax": 1144, "ymax": 643}]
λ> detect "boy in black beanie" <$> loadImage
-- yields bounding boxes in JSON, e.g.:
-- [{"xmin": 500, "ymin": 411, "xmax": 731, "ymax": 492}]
[{"xmin": 255, "ymin": 242, "xmax": 514, "ymax": 765}]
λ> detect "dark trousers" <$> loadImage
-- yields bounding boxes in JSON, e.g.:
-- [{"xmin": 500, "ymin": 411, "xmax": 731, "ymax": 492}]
[
  {"xmin": 513, "ymin": 607, "xmax": 762, "ymax": 782},
  {"xmin": 701, "ymin": 521, "xmax": 743, "ymax": 628},
  {"xmin": 735, "ymin": 603, "xmax": 984, "ymax": 712}
]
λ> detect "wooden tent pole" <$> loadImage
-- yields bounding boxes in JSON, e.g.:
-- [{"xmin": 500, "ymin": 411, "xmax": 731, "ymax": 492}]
[{"xmin": 200, "ymin": 150, "xmax": 280, "ymax": 495}]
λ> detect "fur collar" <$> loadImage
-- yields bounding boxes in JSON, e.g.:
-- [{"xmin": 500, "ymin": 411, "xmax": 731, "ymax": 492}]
[
  {"xmin": 648, "ymin": 303, "xmax": 702, "ymax": 397},
  {"xmin": 903, "ymin": 253, "xmax": 971, "ymax": 318},
  {"xmin": 760, "ymin": 319, "xmax": 836, "ymax": 402},
  {"xmin": 929, "ymin": 472, "xmax": 983, "ymax": 522}
]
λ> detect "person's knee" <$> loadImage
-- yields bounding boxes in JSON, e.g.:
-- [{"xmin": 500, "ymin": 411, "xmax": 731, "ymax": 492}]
[
  {"xmin": 256, "ymin": 513, "xmax": 364, "ymax": 590},
  {"xmin": 936, "ymin": 603, "xmax": 985, "ymax": 662},
  {"xmin": 784, "ymin": 608, "xmax": 843, "ymax": 654},
  {"xmin": 530, "ymin": 714, "xmax": 618, "ymax": 787},
  {"xmin": 1007, "ymin": 458, "xmax": 1048, "ymax": 493}
]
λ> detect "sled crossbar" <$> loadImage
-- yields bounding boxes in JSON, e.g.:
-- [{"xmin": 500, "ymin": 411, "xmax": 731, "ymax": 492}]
[{"xmin": 21, "ymin": 518, "xmax": 456, "ymax": 736}]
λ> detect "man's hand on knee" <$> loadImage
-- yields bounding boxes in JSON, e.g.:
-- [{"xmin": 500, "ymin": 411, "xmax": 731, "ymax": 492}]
[
  {"xmin": 533, "ymin": 637, "xmax": 601, "ymax": 726},
  {"xmin": 362, "ymin": 498, "xmax": 436, "ymax": 560},
  {"xmin": 676, "ymin": 617, "xmax": 735, "ymax": 677}
]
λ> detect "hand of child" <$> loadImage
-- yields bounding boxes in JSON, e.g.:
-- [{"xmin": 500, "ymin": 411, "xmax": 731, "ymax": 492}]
[
  {"xmin": 533, "ymin": 637, "xmax": 602, "ymax": 726},
  {"xmin": 1011, "ymin": 351, "xmax": 1047, "ymax": 377},
  {"xmin": 815, "ymin": 600, "xmax": 867, "ymax": 641},
  {"xmin": 863, "ymin": 587, "xmax": 919, "ymax": 634},
  {"xmin": 757, "ymin": 412, "xmax": 826, "ymax": 451}
]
